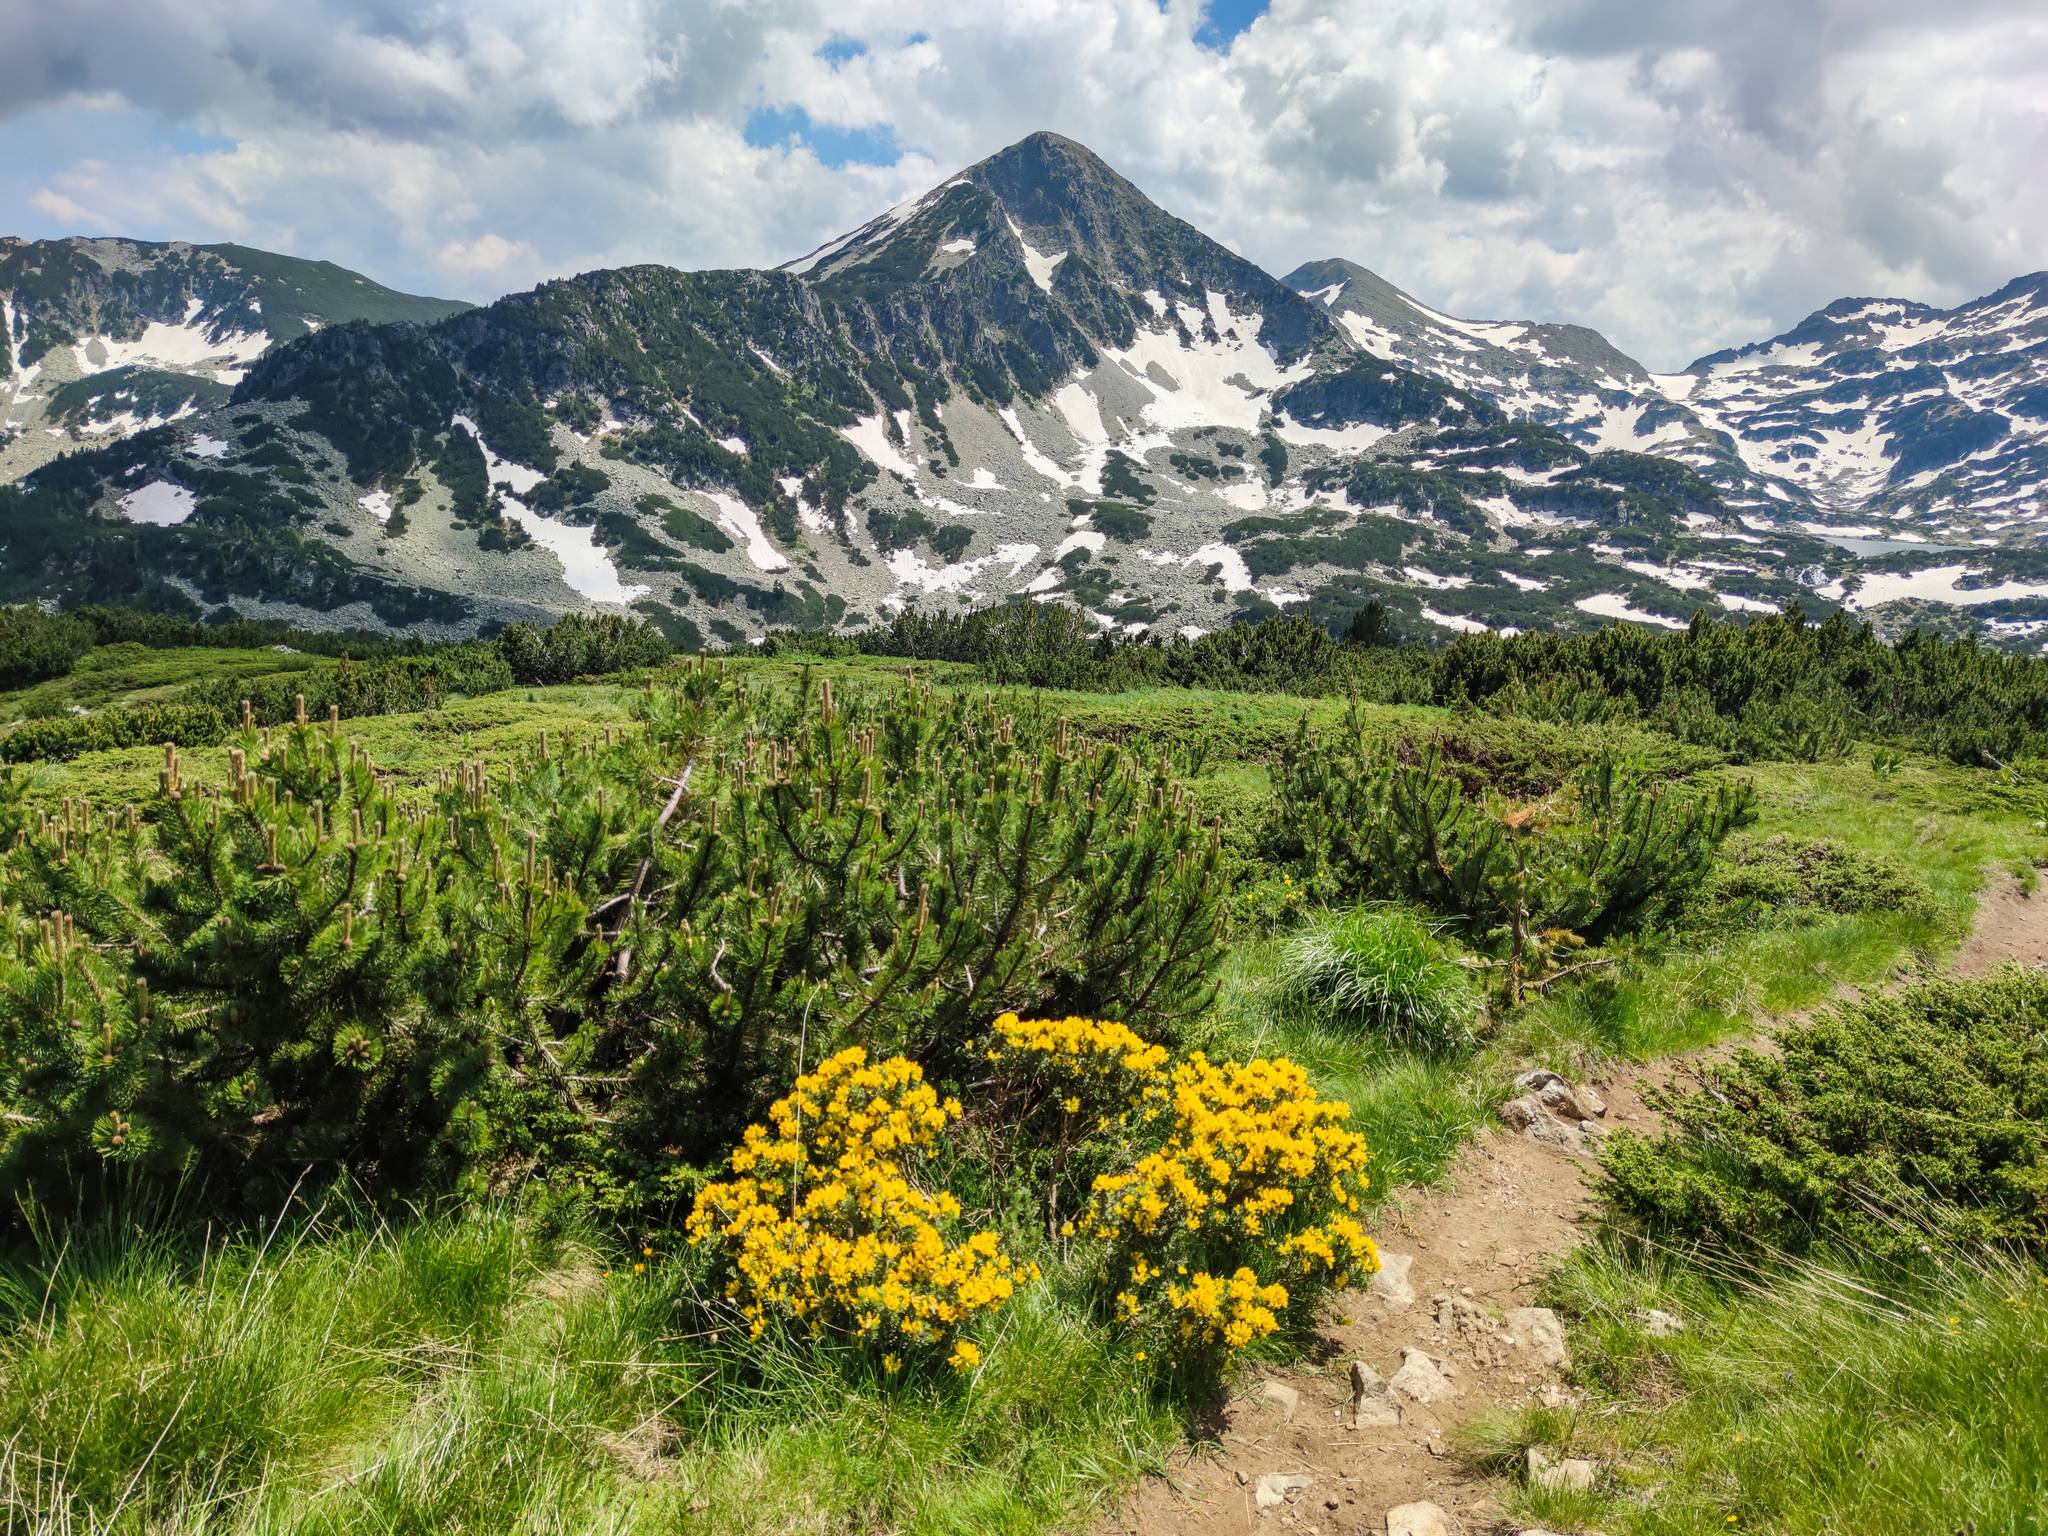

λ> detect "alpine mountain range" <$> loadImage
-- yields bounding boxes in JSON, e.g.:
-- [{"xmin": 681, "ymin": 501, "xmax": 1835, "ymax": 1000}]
[{"xmin": 3, "ymin": 132, "xmax": 2045, "ymax": 648}]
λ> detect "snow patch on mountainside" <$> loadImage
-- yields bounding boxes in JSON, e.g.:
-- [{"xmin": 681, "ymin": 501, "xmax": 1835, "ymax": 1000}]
[
  {"xmin": 1575, "ymin": 592, "xmax": 1686, "ymax": 629},
  {"xmin": 452, "ymin": 413, "xmax": 649, "ymax": 603},
  {"xmin": 885, "ymin": 540, "xmax": 1039, "ymax": 597},
  {"xmin": 2, "ymin": 295, "xmax": 37, "ymax": 392},
  {"xmin": 83, "ymin": 301, "xmax": 269, "ymax": 382},
  {"xmin": 1849, "ymin": 564, "xmax": 2048, "ymax": 608},
  {"xmin": 840, "ymin": 412, "xmax": 922, "ymax": 481},
  {"xmin": 1272, "ymin": 414, "xmax": 1388, "ymax": 451},
  {"xmin": 1423, "ymin": 605, "xmax": 1516, "ymax": 635},
  {"xmin": 1187, "ymin": 541, "xmax": 1253, "ymax": 592},
  {"xmin": 117, "ymin": 481, "xmax": 195, "ymax": 525},
  {"xmin": 702, "ymin": 491, "xmax": 789, "ymax": 573},
  {"xmin": 1005, "ymin": 217, "xmax": 1067, "ymax": 293},
  {"xmin": 1107, "ymin": 293, "xmax": 1311, "ymax": 434}
]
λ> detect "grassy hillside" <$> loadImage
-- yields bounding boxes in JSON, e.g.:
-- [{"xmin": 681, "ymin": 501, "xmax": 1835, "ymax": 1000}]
[{"xmin": 0, "ymin": 625, "xmax": 2043, "ymax": 1535}]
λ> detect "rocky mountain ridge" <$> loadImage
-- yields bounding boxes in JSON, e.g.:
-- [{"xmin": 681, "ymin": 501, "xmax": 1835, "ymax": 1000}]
[
  {"xmin": 1286, "ymin": 256, "xmax": 2048, "ymax": 550},
  {"xmin": 0, "ymin": 238, "xmax": 468, "ymax": 478},
  {"xmin": 3, "ymin": 134, "xmax": 2045, "ymax": 649}
]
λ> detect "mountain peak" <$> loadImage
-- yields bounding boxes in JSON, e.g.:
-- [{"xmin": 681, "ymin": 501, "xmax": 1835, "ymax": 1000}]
[{"xmin": 780, "ymin": 132, "xmax": 1329, "ymax": 363}]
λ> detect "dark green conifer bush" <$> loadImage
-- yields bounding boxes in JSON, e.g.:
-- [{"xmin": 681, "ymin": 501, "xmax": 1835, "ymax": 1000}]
[
  {"xmin": 1600, "ymin": 969, "xmax": 2048, "ymax": 1260},
  {"xmin": 1275, "ymin": 700, "xmax": 1753, "ymax": 993},
  {"xmin": 0, "ymin": 664, "xmax": 1226, "ymax": 1222}
]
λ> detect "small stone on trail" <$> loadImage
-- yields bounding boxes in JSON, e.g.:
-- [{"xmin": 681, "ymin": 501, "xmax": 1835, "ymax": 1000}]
[
  {"xmin": 1503, "ymin": 1071, "xmax": 1610, "ymax": 1150},
  {"xmin": 1640, "ymin": 1307, "xmax": 1686, "ymax": 1337},
  {"xmin": 1261, "ymin": 1379, "xmax": 1301, "ymax": 1421},
  {"xmin": 1350, "ymin": 1360, "xmax": 1403, "ymax": 1427},
  {"xmin": 1516, "ymin": 1068, "xmax": 1603, "ymax": 1121},
  {"xmin": 1385, "ymin": 1500, "xmax": 1455, "ymax": 1536},
  {"xmin": 1506, "ymin": 1306, "xmax": 1570, "ymax": 1369},
  {"xmin": 1497, "ymin": 1093, "xmax": 1544, "ymax": 1131},
  {"xmin": 1373, "ymin": 1251, "xmax": 1417, "ymax": 1308},
  {"xmin": 1389, "ymin": 1346, "xmax": 1456, "ymax": 1405},
  {"xmin": 1254, "ymin": 1473, "xmax": 1313, "ymax": 1509}
]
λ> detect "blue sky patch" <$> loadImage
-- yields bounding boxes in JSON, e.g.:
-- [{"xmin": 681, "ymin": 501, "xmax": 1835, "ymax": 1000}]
[
  {"xmin": 1194, "ymin": 0, "xmax": 1269, "ymax": 51},
  {"xmin": 744, "ymin": 106, "xmax": 901, "ymax": 169}
]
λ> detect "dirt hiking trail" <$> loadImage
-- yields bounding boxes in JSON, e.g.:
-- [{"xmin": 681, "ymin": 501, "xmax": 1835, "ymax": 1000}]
[{"xmin": 1095, "ymin": 875, "xmax": 2048, "ymax": 1536}]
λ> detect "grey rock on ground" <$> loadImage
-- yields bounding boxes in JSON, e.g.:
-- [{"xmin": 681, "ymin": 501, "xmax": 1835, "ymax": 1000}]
[
  {"xmin": 1505, "ymin": 1306, "xmax": 1571, "ymax": 1369},
  {"xmin": 1498, "ymin": 1077, "xmax": 1606, "ymax": 1153},
  {"xmin": 1349, "ymin": 1360, "xmax": 1403, "ymax": 1427},
  {"xmin": 1527, "ymin": 1444, "xmax": 1599, "ymax": 1491},
  {"xmin": 1384, "ymin": 1500, "xmax": 1455, "ymax": 1536},
  {"xmin": 1373, "ymin": 1250, "xmax": 1418, "ymax": 1308},
  {"xmin": 1388, "ymin": 1346, "xmax": 1456, "ymax": 1405},
  {"xmin": 1514, "ymin": 1068, "xmax": 1606, "ymax": 1121},
  {"xmin": 1255, "ymin": 1473, "xmax": 1314, "ymax": 1509},
  {"xmin": 1261, "ymin": 1379, "xmax": 1301, "ymax": 1422}
]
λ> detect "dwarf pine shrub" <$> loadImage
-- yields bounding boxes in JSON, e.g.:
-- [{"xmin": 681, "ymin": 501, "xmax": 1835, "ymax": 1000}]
[
  {"xmin": 0, "ymin": 662, "xmax": 1228, "ymax": 1222},
  {"xmin": 1275, "ymin": 701, "xmax": 1753, "ymax": 995},
  {"xmin": 1600, "ymin": 967, "xmax": 2048, "ymax": 1260}
]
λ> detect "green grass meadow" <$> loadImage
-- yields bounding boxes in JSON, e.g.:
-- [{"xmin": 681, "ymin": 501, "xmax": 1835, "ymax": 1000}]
[{"xmin": 2, "ymin": 651, "xmax": 2044, "ymax": 1534}]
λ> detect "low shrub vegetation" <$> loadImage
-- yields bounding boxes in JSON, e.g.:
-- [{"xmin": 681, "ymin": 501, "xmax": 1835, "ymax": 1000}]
[
  {"xmin": 1704, "ymin": 832, "xmax": 1941, "ymax": 925},
  {"xmin": 1276, "ymin": 703, "xmax": 1754, "ymax": 996},
  {"xmin": 2, "ymin": 604, "xmax": 2043, "ymax": 1535},
  {"xmin": 1600, "ymin": 969, "xmax": 2048, "ymax": 1260}
]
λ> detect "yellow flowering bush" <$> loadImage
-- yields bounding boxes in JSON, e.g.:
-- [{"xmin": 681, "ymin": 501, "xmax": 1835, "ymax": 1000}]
[
  {"xmin": 986, "ymin": 1011, "xmax": 1169, "ymax": 1111},
  {"xmin": 685, "ymin": 1047, "xmax": 1034, "ymax": 1370},
  {"xmin": 992, "ymin": 1014, "xmax": 1379, "ymax": 1374}
]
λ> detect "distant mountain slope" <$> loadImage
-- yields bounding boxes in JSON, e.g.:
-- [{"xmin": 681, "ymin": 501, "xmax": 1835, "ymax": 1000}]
[
  {"xmin": 1656, "ymin": 275, "xmax": 2048, "ymax": 538},
  {"xmin": 3, "ymin": 135, "xmax": 2044, "ymax": 650},
  {"xmin": 0, "ymin": 238, "xmax": 469, "ymax": 474},
  {"xmin": 1285, "ymin": 257, "xmax": 2048, "ymax": 550},
  {"xmin": 1282, "ymin": 257, "xmax": 1781, "ymax": 503}
]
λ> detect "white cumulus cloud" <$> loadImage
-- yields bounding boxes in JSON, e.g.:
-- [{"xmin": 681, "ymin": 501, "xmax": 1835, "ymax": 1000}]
[{"xmin": 0, "ymin": 0, "xmax": 2041, "ymax": 368}]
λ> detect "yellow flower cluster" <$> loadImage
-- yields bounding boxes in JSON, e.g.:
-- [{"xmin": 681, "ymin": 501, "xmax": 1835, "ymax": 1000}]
[
  {"xmin": 1086, "ymin": 1051, "xmax": 1375, "ymax": 1267},
  {"xmin": 1087, "ymin": 1048, "xmax": 1377, "ymax": 1360},
  {"xmin": 986, "ymin": 1011, "xmax": 1171, "ymax": 1088},
  {"xmin": 994, "ymin": 1016, "xmax": 1379, "ymax": 1371},
  {"xmin": 1165, "ymin": 1266, "xmax": 1293, "ymax": 1350},
  {"xmin": 686, "ymin": 1047, "xmax": 1033, "ymax": 1368}
]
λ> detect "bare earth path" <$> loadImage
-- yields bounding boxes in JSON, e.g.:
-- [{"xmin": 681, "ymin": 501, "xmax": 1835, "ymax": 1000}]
[{"xmin": 1096, "ymin": 875, "xmax": 2048, "ymax": 1536}]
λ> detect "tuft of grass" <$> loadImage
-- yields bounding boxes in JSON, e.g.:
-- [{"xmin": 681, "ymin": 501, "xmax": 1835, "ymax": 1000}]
[
  {"xmin": 1274, "ymin": 905, "xmax": 1483, "ymax": 1054},
  {"xmin": 1465, "ymin": 1234, "xmax": 2048, "ymax": 1536},
  {"xmin": 1197, "ymin": 936, "xmax": 1501, "ymax": 1194}
]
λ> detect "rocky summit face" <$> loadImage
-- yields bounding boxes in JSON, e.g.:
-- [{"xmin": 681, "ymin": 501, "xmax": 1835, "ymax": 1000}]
[
  {"xmin": 0, "ymin": 238, "xmax": 469, "ymax": 481},
  {"xmin": 1286, "ymin": 256, "xmax": 2048, "ymax": 632},
  {"xmin": 3, "ymin": 134, "xmax": 2046, "ymax": 647}
]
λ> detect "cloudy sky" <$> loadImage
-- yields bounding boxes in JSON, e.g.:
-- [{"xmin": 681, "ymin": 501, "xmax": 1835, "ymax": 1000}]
[{"xmin": 2, "ymin": 0, "xmax": 2043, "ymax": 369}]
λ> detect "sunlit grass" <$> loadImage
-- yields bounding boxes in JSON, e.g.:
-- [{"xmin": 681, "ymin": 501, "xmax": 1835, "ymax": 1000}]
[
  {"xmin": 1461, "ymin": 1235, "xmax": 2048, "ymax": 1536},
  {"xmin": 0, "ymin": 1202, "xmax": 1178, "ymax": 1536}
]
